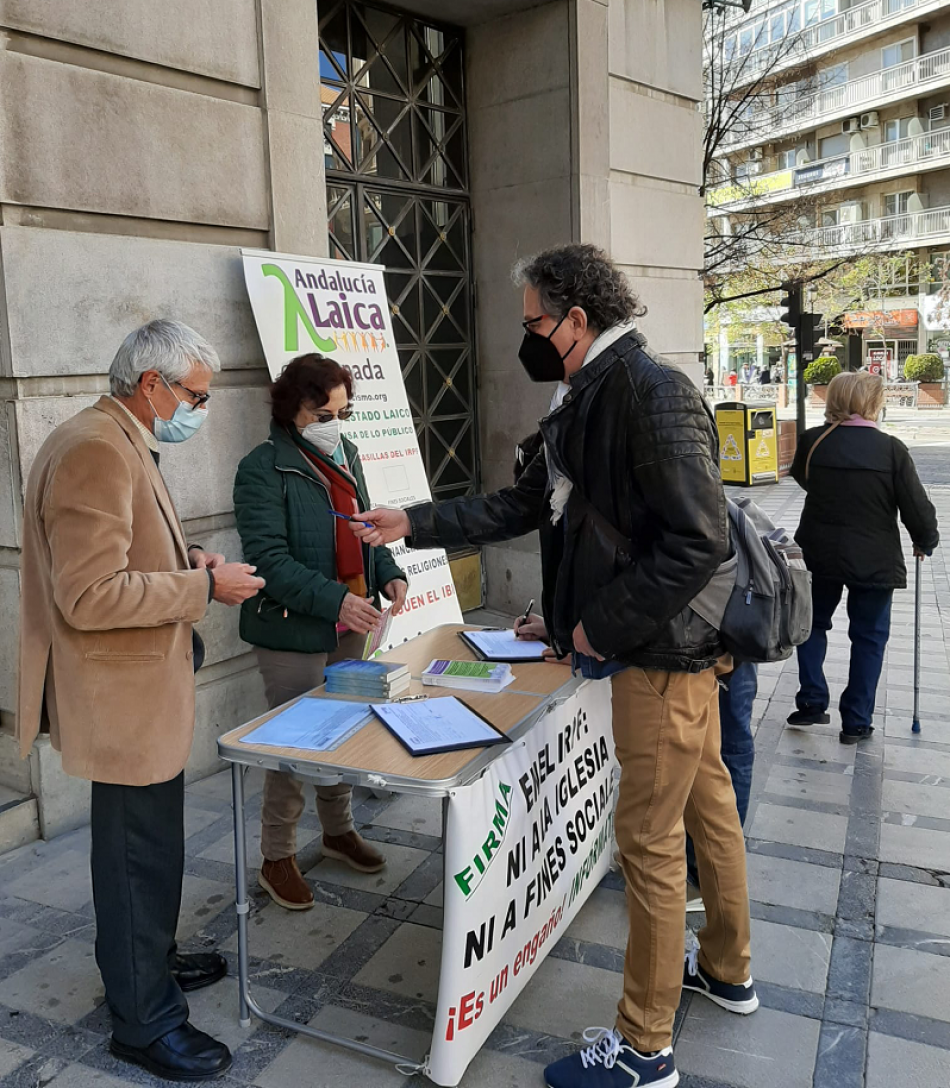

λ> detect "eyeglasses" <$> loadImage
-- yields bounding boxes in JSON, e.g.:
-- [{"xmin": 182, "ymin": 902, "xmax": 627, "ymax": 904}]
[
  {"xmin": 309, "ymin": 405, "xmax": 354, "ymax": 423},
  {"xmin": 522, "ymin": 314, "xmax": 551, "ymax": 332},
  {"xmin": 174, "ymin": 382, "xmax": 212, "ymax": 409}
]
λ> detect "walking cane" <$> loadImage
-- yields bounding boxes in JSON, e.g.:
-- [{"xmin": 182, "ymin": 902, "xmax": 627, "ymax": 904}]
[{"xmin": 912, "ymin": 554, "xmax": 923, "ymax": 735}]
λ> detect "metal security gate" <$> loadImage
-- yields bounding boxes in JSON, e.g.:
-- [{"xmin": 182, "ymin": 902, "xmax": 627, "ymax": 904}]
[{"xmin": 320, "ymin": 0, "xmax": 478, "ymax": 500}]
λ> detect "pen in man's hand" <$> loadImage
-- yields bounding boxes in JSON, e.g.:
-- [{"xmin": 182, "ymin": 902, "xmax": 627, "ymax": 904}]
[
  {"xmin": 329, "ymin": 509, "xmax": 375, "ymax": 530},
  {"xmin": 520, "ymin": 598, "xmax": 535, "ymax": 626}
]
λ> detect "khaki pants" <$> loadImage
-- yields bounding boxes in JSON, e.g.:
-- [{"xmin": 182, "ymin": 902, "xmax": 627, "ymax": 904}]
[
  {"xmin": 612, "ymin": 663, "xmax": 751, "ymax": 1051},
  {"xmin": 256, "ymin": 634, "xmax": 363, "ymax": 861}
]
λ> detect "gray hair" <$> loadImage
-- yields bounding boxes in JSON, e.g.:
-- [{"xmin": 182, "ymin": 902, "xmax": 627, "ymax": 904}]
[
  {"xmin": 109, "ymin": 319, "xmax": 221, "ymax": 397},
  {"xmin": 512, "ymin": 244, "xmax": 645, "ymax": 332}
]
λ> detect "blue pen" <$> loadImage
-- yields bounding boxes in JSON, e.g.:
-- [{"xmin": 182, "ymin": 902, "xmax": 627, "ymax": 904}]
[{"xmin": 329, "ymin": 509, "xmax": 375, "ymax": 530}]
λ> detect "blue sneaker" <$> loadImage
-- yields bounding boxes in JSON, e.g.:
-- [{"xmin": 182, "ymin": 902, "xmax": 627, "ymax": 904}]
[
  {"xmin": 682, "ymin": 948, "xmax": 759, "ymax": 1014},
  {"xmin": 544, "ymin": 1027, "xmax": 679, "ymax": 1088}
]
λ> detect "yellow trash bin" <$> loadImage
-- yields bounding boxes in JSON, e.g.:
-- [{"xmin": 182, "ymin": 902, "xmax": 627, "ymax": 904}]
[{"xmin": 715, "ymin": 401, "xmax": 779, "ymax": 486}]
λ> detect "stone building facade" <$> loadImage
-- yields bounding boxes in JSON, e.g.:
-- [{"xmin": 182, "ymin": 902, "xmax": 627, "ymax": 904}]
[{"xmin": 0, "ymin": 0, "xmax": 704, "ymax": 844}]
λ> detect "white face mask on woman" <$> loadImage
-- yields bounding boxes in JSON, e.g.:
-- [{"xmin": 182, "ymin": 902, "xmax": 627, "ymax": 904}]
[{"xmin": 301, "ymin": 419, "xmax": 342, "ymax": 457}]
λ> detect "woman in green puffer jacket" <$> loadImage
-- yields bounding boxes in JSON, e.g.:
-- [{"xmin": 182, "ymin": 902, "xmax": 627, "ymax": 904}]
[{"xmin": 233, "ymin": 354, "xmax": 407, "ymax": 911}]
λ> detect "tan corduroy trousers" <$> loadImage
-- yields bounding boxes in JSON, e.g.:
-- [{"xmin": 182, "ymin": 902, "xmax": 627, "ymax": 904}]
[{"xmin": 611, "ymin": 661, "xmax": 752, "ymax": 1051}]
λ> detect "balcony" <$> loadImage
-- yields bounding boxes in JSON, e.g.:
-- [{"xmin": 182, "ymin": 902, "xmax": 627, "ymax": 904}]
[
  {"xmin": 801, "ymin": 202, "xmax": 950, "ymax": 253},
  {"xmin": 721, "ymin": 45, "xmax": 950, "ymax": 152},
  {"xmin": 716, "ymin": 0, "xmax": 950, "ymax": 89},
  {"xmin": 709, "ymin": 127, "xmax": 950, "ymax": 211}
]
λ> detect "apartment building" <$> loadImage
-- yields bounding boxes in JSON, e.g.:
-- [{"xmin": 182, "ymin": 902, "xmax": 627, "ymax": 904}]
[{"xmin": 708, "ymin": 0, "xmax": 950, "ymax": 371}]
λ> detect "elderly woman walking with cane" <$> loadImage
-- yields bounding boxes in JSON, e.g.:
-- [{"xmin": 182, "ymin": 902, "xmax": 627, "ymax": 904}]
[{"xmin": 788, "ymin": 371, "xmax": 938, "ymax": 744}]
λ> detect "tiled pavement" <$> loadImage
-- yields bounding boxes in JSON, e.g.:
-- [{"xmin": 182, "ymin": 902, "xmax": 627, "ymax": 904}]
[{"xmin": 0, "ymin": 445, "xmax": 948, "ymax": 1088}]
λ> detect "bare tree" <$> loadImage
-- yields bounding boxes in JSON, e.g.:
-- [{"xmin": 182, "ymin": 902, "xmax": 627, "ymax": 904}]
[{"xmin": 703, "ymin": 5, "xmax": 862, "ymax": 312}]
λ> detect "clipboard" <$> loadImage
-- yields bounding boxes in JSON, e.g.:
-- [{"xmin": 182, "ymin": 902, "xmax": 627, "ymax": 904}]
[
  {"xmin": 459, "ymin": 628, "xmax": 549, "ymax": 663},
  {"xmin": 368, "ymin": 696, "xmax": 513, "ymax": 757}
]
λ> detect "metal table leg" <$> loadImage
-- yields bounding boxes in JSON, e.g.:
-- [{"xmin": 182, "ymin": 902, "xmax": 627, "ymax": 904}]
[{"xmin": 229, "ymin": 761, "xmax": 423, "ymax": 1071}]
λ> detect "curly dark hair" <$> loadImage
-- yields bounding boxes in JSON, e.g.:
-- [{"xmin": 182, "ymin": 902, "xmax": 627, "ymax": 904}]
[
  {"xmin": 512, "ymin": 244, "xmax": 646, "ymax": 331},
  {"xmin": 270, "ymin": 354, "xmax": 353, "ymax": 427}
]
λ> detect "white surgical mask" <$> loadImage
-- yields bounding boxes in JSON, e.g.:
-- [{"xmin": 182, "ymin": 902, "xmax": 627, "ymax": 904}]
[{"xmin": 302, "ymin": 419, "xmax": 342, "ymax": 458}]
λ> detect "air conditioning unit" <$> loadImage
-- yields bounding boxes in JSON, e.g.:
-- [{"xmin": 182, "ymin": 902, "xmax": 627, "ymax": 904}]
[
  {"xmin": 838, "ymin": 202, "xmax": 864, "ymax": 224},
  {"xmin": 860, "ymin": 111, "xmax": 880, "ymax": 129},
  {"xmin": 841, "ymin": 117, "xmax": 861, "ymax": 134},
  {"xmin": 930, "ymin": 104, "xmax": 947, "ymax": 122},
  {"xmin": 749, "ymin": 147, "xmax": 765, "ymax": 161}
]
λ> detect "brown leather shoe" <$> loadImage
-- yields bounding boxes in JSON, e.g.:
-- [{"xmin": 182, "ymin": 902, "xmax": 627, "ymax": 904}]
[
  {"xmin": 322, "ymin": 831, "xmax": 386, "ymax": 873},
  {"xmin": 259, "ymin": 856, "xmax": 314, "ymax": 911}
]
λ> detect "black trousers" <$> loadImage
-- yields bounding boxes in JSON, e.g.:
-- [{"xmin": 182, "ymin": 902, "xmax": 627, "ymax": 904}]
[{"xmin": 90, "ymin": 772, "xmax": 189, "ymax": 1047}]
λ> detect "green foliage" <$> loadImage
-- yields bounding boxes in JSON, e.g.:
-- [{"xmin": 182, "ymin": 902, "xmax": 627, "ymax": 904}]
[
  {"xmin": 804, "ymin": 356, "xmax": 841, "ymax": 385},
  {"xmin": 903, "ymin": 354, "xmax": 945, "ymax": 382}
]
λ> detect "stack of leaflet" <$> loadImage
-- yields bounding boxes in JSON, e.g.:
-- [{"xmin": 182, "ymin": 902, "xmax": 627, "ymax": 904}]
[
  {"xmin": 324, "ymin": 659, "xmax": 411, "ymax": 700},
  {"xmin": 421, "ymin": 659, "xmax": 514, "ymax": 694}
]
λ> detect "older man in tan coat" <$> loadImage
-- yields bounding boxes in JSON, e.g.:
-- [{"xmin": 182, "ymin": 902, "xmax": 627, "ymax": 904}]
[{"xmin": 17, "ymin": 320, "xmax": 263, "ymax": 1081}]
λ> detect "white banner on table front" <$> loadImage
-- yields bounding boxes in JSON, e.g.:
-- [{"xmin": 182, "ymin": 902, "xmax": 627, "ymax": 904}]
[
  {"xmin": 428, "ymin": 681, "xmax": 617, "ymax": 1086},
  {"xmin": 241, "ymin": 249, "xmax": 463, "ymax": 649}
]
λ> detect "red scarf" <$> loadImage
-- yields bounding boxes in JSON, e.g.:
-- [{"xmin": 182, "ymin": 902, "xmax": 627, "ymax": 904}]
[{"xmin": 297, "ymin": 443, "xmax": 367, "ymax": 598}]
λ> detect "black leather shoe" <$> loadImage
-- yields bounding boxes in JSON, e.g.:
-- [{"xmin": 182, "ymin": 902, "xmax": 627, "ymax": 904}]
[
  {"xmin": 111, "ymin": 1022, "xmax": 232, "ymax": 1081},
  {"xmin": 172, "ymin": 952, "xmax": 227, "ymax": 993}
]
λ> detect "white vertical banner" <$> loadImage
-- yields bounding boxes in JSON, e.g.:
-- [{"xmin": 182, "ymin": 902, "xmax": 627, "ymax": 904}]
[
  {"xmin": 241, "ymin": 249, "xmax": 463, "ymax": 649},
  {"xmin": 428, "ymin": 681, "xmax": 617, "ymax": 1087}
]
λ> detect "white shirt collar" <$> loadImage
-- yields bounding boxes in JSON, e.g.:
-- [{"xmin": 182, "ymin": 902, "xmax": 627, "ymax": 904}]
[
  {"xmin": 549, "ymin": 320, "xmax": 638, "ymax": 413},
  {"xmin": 110, "ymin": 396, "xmax": 160, "ymax": 453}
]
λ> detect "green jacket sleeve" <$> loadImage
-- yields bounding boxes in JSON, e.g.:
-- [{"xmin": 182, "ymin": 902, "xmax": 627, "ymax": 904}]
[
  {"xmin": 233, "ymin": 450, "xmax": 347, "ymax": 622},
  {"xmin": 350, "ymin": 452, "xmax": 407, "ymax": 590}
]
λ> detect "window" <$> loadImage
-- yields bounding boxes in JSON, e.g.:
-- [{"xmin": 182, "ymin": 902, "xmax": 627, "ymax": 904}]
[
  {"xmin": 882, "ymin": 39, "xmax": 916, "ymax": 69},
  {"xmin": 819, "ymin": 132, "xmax": 850, "ymax": 158},
  {"xmin": 884, "ymin": 117, "xmax": 913, "ymax": 142},
  {"xmin": 819, "ymin": 63, "xmax": 849, "ymax": 88},
  {"xmin": 739, "ymin": 26, "xmax": 754, "ymax": 55},
  {"xmin": 723, "ymin": 34, "xmax": 738, "ymax": 63},
  {"xmin": 776, "ymin": 148, "xmax": 799, "ymax": 169},
  {"xmin": 884, "ymin": 190, "xmax": 914, "ymax": 216}
]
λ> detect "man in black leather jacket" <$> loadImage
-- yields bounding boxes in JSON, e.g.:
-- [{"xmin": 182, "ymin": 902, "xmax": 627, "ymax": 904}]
[{"xmin": 352, "ymin": 245, "xmax": 757, "ymax": 1088}]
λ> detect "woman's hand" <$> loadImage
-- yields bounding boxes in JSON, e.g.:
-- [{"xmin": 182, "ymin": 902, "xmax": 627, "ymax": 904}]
[
  {"xmin": 339, "ymin": 593, "xmax": 382, "ymax": 634},
  {"xmin": 383, "ymin": 578, "xmax": 408, "ymax": 616},
  {"xmin": 514, "ymin": 612, "xmax": 548, "ymax": 641}
]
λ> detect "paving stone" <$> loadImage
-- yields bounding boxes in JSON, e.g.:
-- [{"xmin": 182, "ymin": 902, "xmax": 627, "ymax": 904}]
[
  {"xmin": 882, "ymin": 779, "xmax": 950, "ymax": 822},
  {"xmin": 749, "ymin": 803, "xmax": 848, "ymax": 854},
  {"xmin": 746, "ymin": 853, "xmax": 841, "ymax": 916},
  {"xmin": 883, "ymin": 715, "xmax": 950, "ymax": 745},
  {"xmin": 184, "ymin": 806, "xmax": 227, "ymax": 841},
  {"xmin": 866, "ymin": 1031, "xmax": 950, "ymax": 1088},
  {"xmin": 310, "ymin": 842, "xmax": 430, "ymax": 898},
  {"xmin": 223, "ymin": 898, "xmax": 366, "ymax": 974},
  {"xmin": 502, "ymin": 955, "xmax": 620, "ymax": 1041},
  {"xmin": 40, "ymin": 1062, "xmax": 133, "ymax": 1088},
  {"xmin": 352, "ymin": 921, "xmax": 442, "ymax": 1002},
  {"xmin": 778, "ymin": 731, "xmax": 856, "ymax": 766},
  {"xmin": 253, "ymin": 1004, "xmax": 430, "ymax": 1088},
  {"xmin": 457, "ymin": 1047, "xmax": 550, "ymax": 1086},
  {"xmin": 676, "ymin": 1001, "xmax": 821, "ymax": 1088},
  {"xmin": 374, "ymin": 794, "xmax": 444, "ymax": 838},
  {"xmin": 884, "ymin": 745, "xmax": 950, "ymax": 780},
  {"xmin": 563, "ymin": 887, "xmax": 628, "ymax": 951},
  {"xmin": 177, "ymin": 874, "xmax": 235, "ymax": 940},
  {"xmin": 199, "ymin": 815, "xmax": 319, "ymax": 867},
  {"xmin": 4, "ymin": 850, "xmax": 92, "ymax": 914},
  {"xmin": 0, "ymin": 940, "xmax": 102, "ymax": 1025},
  {"xmin": 765, "ymin": 764, "xmax": 853, "ymax": 807},
  {"xmin": 878, "ymin": 823, "xmax": 950, "ymax": 870},
  {"xmin": 877, "ymin": 877, "xmax": 950, "ymax": 939},
  {"xmin": 187, "ymin": 766, "xmax": 265, "ymax": 804},
  {"xmin": 750, "ymin": 918, "xmax": 832, "ymax": 994},
  {"xmin": 0, "ymin": 1039, "xmax": 34, "ymax": 1079},
  {"xmin": 872, "ymin": 943, "xmax": 950, "ymax": 1021}
]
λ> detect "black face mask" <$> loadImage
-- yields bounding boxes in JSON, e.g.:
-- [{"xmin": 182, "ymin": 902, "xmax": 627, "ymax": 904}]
[{"xmin": 518, "ymin": 316, "xmax": 579, "ymax": 383}]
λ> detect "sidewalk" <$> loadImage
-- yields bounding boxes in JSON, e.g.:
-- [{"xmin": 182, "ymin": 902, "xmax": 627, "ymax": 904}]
[{"xmin": 0, "ymin": 459, "xmax": 947, "ymax": 1088}]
